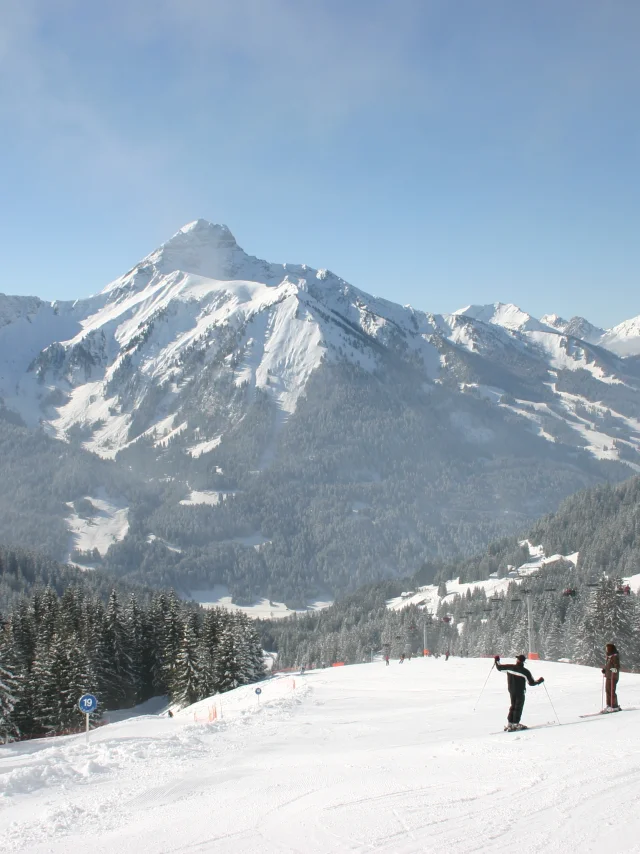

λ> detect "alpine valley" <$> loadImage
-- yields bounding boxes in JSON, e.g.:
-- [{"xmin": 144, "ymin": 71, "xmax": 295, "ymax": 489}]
[{"xmin": 1, "ymin": 220, "xmax": 640, "ymax": 605}]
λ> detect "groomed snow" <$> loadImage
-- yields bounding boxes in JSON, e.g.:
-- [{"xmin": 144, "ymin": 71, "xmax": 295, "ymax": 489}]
[{"xmin": 2, "ymin": 659, "xmax": 640, "ymax": 853}]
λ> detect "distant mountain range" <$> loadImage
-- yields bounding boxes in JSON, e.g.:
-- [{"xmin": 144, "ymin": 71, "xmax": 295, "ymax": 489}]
[{"xmin": 0, "ymin": 220, "xmax": 638, "ymax": 604}]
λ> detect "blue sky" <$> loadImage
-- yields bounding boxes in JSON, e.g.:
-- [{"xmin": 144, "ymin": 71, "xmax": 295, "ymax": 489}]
[{"xmin": 0, "ymin": 0, "xmax": 638, "ymax": 327}]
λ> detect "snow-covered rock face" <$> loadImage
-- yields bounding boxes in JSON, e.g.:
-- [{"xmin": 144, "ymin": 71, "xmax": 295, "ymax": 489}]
[
  {"xmin": 600, "ymin": 315, "xmax": 640, "ymax": 357},
  {"xmin": 453, "ymin": 302, "xmax": 548, "ymax": 333},
  {"xmin": 1, "ymin": 222, "xmax": 639, "ymax": 471}
]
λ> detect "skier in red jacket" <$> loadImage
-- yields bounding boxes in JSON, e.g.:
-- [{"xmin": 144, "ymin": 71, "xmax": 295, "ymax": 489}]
[{"xmin": 602, "ymin": 643, "xmax": 621, "ymax": 712}]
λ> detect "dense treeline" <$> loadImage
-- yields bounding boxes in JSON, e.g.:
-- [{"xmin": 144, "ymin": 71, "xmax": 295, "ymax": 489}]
[
  {"xmin": 262, "ymin": 569, "xmax": 640, "ymax": 674},
  {"xmin": 410, "ymin": 475, "xmax": 640, "ymax": 587},
  {"xmin": 0, "ymin": 543, "xmax": 153, "ymax": 613},
  {"xmin": 0, "ymin": 587, "xmax": 264, "ymax": 742},
  {"xmin": 262, "ymin": 475, "xmax": 640, "ymax": 670}
]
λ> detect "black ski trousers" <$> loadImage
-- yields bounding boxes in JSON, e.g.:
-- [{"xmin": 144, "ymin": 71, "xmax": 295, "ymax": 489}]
[{"xmin": 508, "ymin": 688, "xmax": 525, "ymax": 724}]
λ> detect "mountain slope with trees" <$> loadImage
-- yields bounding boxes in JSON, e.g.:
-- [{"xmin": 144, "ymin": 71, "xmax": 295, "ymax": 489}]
[
  {"xmin": 262, "ymin": 475, "xmax": 640, "ymax": 671},
  {"xmin": 1, "ymin": 222, "xmax": 639, "ymax": 602}
]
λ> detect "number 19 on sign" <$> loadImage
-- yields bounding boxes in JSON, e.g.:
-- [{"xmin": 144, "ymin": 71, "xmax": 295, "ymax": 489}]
[{"xmin": 78, "ymin": 693, "xmax": 98, "ymax": 743}]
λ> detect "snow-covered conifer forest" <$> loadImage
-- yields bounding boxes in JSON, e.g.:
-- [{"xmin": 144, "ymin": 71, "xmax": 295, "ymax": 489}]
[
  {"xmin": 0, "ymin": 584, "xmax": 263, "ymax": 742},
  {"xmin": 263, "ymin": 476, "xmax": 640, "ymax": 670}
]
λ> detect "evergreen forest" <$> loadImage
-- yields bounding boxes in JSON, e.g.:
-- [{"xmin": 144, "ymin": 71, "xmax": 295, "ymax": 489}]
[{"xmin": 0, "ymin": 586, "xmax": 264, "ymax": 742}]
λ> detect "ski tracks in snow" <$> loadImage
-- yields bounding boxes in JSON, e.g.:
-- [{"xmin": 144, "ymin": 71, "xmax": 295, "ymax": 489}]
[
  {"xmin": 0, "ymin": 685, "xmax": 309, "ymax": 852},
  {"xmin": 3, "ymin": 661, "xmax": 640, "ymax": 853}
]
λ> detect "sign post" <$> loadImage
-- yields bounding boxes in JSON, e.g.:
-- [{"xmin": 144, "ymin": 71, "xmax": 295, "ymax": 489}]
[
  {"xmin": 255, "ymin": 687, "xmax": 262, "ymax": 705},
  {"xmin": 78, "ymin": 693, "xmax": 98, "ymax": 743}
]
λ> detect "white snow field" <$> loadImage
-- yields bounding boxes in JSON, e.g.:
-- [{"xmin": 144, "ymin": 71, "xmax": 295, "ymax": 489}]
[
  {"xmin": 2, "ymin": 659, "xmax": 640, "ymax": 853},
  {"xmin": 185, "ymin": 583, "xmax": 332, "ymax": 619}
]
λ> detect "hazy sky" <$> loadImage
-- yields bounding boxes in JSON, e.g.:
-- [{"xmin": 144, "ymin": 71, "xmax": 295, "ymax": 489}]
[{"xmin": 1, "ymin": 0, "xmax": 638, "ymax": 327}]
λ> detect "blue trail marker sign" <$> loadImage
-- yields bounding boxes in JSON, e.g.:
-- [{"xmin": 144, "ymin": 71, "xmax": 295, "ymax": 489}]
[{"xmin": 78, "ymin": 693, "xmax": 98, "ymax": 742}]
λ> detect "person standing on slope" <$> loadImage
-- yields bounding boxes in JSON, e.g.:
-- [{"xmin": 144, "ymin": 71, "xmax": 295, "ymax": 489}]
[
  {"xmin": 494, "ymin": 654, "xmax": 544, "ymax": 731},
  {"xmin": 602, "ymin": 643, "xmax": 621, "ymax": 712}
]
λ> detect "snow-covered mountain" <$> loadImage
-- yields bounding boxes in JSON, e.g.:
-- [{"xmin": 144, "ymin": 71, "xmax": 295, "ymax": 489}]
[
  {"xmin": 471, "ymin": 302, "xmax": 637, "ymax": 356},
  {"xmin": 0, "ymin": 222, "xmax": 639, "ymax": 602}
]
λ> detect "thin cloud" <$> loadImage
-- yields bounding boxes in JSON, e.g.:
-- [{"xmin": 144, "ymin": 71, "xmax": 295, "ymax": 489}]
[
  {"xmin": 0, "ymin": 0, "xmax": 175, "ymax": 200},
  {"xmin": 120, "ymin": 0, "xmax": 429, "ymax": 132}
]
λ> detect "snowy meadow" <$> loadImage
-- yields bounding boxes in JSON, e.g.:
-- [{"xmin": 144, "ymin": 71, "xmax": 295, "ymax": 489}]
[{"xmin": 2, "ymin": 658, "xmax": 640, "ymax": 853}]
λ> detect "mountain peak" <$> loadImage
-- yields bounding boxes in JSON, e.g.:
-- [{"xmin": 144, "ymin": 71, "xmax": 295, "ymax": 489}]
[
  {"xmin": 453, "ymin": 302, "xmax": 545, "ymax": 332},
  {"xmin": 174, "ymin": 219, "xmax": 237, "ymax": 243},
  {"xmin": 540, "ymin": 313, "xmax": 568, "ymax": 331},
  {"xmin": 101, "ymin": 220, "xmax": 252, "ymax": 294},
  {"xmin": 563, "ymin": 316, "xmax": 605, "ymax": 344},
  {"xmin": 154, "ymin": 219, "xmax": 241, "ymax": 271}
]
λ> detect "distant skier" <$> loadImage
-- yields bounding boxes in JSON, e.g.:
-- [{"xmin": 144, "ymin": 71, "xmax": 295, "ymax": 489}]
[
  {"xmin": 602, "ymin": 643, "xmax": 621, "ymax": 711},
  {"xmin": 385, "ymin": 654, "xmax": 390, "ymax": 666},
  {"xmin": 445, "ymin": 650, "xmax": 450, "ymax": 661},
  {"xmin": 399, "ymin": 653, "xmax": 405, "ymax": 664},
  {"xmin": 494, "ymin": 654, "xmax": 544, "ymax": 731}
]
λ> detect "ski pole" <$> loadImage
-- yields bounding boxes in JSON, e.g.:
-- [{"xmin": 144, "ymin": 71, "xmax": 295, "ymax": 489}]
[
  {"xmin": 473, "ymin": 661, "xmax": 495, "ymax": 711},
  {"xmin": 602, "ymin": 675, "xmax": 605, "ymax": 712},
  {"xmin": 543, "ymin": 683, "xmax": 561, "ymax": 725}
]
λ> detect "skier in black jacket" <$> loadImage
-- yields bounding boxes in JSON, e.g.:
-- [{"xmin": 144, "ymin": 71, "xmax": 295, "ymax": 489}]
[{"xmin": 494, "ymin": 654, "xmax": 544, "ymax": 731}]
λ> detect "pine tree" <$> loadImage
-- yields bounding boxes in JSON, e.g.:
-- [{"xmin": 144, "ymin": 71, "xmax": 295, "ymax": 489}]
[
  {"xmin": 172, "ymin": 613, "xmax": 200, "ymax": 708},
  {"xmin": 125, "ymin": 594, "xmax": 145, "ymax": 704},
  {"xmin": 0, "ymin": 622, "xmax": 20, "ymax": 741},
  {"xmin": 216, "ymin": 625, "xmax": 244, "ymax": 693},
  {"xmin": 575, "ymin": 579, "xmax": 636, "ymax": 667},
  {"xmin": 197, "ymin": 609, "xmax": 223, "ymax": 698},
  {"xmin": 509, "ymin": 613, "xmax": 530, "ymax": 657},
  {"xmin": 156, "ymin": 591, "xmax": 183, "ymax": 695},
  {"xmin": 104, "ymin": 590, "xmax": 134, "ymax": 708},
  {"xmin": 542, "ymin": 615, "xmax": 564, "ymax": 662}
]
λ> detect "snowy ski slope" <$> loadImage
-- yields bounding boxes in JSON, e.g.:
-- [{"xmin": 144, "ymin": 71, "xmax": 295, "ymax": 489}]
[{"xmin": 2, "ymin": 659, "xmax": 640, "ymax": 853}]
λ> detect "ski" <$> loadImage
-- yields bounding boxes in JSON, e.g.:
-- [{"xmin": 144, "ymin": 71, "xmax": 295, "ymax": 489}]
[{"xmin": 579, "ymin": 706, "xmax": 639, "ymax": 719}]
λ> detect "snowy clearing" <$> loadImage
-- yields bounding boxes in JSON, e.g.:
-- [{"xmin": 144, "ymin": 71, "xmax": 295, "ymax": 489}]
[
  {"xmin": 178, "ymin": 490, "xmax": 233, "ymax": 506},
  {"xmin": 66, "ymin": 496, "xmax": 129, "ymax": 558},
  {"xmin": 186, "ymin": 435, "xmax": 223, "ymax": 457},
  {"xmin": 187, "ymin": 584, "xmax": 332, "ymax": 619},
  {"xmin": 2, "ymin": 659, "xmax": 640, "ymax": 853},
  {"xmin": 387, "ymin": 545, "xmax": 586, "ymax": 617}
]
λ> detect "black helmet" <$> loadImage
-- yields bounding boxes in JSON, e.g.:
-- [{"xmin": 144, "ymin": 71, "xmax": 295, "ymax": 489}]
[{"xmin": 516, "ymin": 654, "xmax": 527, "ymax": 663}]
